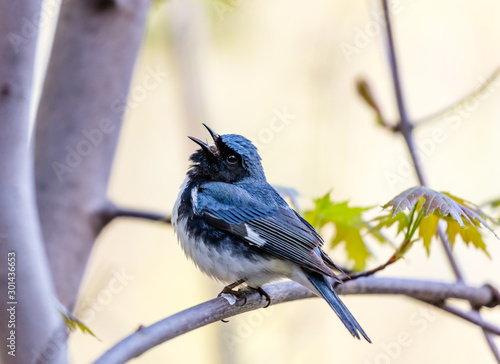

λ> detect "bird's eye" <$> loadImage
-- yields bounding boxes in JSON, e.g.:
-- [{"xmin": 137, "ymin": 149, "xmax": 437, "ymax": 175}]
[{"xmin": 226, "ymin": 155, "xmax": 238, "ymax": 165}]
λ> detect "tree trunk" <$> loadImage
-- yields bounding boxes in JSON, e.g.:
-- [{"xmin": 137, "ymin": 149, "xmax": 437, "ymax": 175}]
[
  {"xmin": 35, "ymin": 0, "xmax": 151, "ymax": 308},
  {"xmin": 0, "ymin": 1, "xmax": 66, "ymax": 363}
]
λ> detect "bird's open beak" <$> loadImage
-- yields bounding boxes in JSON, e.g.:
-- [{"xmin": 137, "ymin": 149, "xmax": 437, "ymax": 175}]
[
  {"xmin": 202, "ymin": 123, "xmax": 220, "ymax": 143},
  {"xmin": 188, "ymin": 124, "xmax": 220, "ymax": 155}
]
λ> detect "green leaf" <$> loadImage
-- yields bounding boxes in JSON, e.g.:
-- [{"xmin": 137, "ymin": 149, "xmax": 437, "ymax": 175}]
[
  {"xmin": 58, "ymin": 301, "xmax": 98, "ymax": 339},
  {"xmin": 304, "ymin": 192, "xmax": 370, "ymax": 228},
  {"xmin": 446, "ymin": 220, "xmax": 491, "ymax": 258},
  {"xmin": 446, "ymin": 219, "xmax": 460, "ymax": 247},
  {"xmin": 304, "ymin": 191, "xmax": 374, "ymax": 270},
  {"xmin": 418, "ymin": 214, "xmax": 439, "ymax": 256},
  {"xmin": 372, "ymin": 211, "xmax": 408, "ymax": 237},
  {"xmin": 332, "ymin": 225, "xmax": 371, "ymax": 271},
  {"xmin": 460, "ymin": 226, "xmax": 491, "ymax": 258},
  {"xmin": 484, "ymin": 197, "xmax": 500, "ymax": 209}
]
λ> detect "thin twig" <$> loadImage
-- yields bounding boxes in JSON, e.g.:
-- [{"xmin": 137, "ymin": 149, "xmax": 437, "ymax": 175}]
[
  {"xmin": 414, "ymin": 298, "xmax": 500, "ymax": 336},
  {"xmin": 381, "ymin": 0, "xmax": 425, "ymax": 186},
  {"xmin": 94, "ymin": 278, "xmax": 499, "ymax": 364},
  {"xmin": 341, "ymin": 240, "xmax": 407, "ymax": 282},
  {"xmin": 414, "ymin": 66, "xmax": 500, "ymax": 127},
  {"xmin": 437, "ymin": 226, "xmax": 464, "ymax": 282},
  {"xmin": 381, "ymin": 0, "xmax": 499, "ymax": 360},
  {"xmin": 473, "ymin": 307, "xmax": 500, "ymax": 360},
  {"xmin": 114, "ymin": 208, "xmax": 171, "ymax": 223}
]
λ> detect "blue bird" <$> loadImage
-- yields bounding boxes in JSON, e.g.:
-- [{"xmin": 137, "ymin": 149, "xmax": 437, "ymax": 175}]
[{"xmin": 172, "ymin": 124, "xmax": 370, "ymax": 342}]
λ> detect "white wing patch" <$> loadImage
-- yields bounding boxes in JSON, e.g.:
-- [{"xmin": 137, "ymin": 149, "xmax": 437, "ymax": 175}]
[
  {"xmin": 191, "ymin": 186, "xmax": 199, "ymax": 213},
  {"xmin": 245, "ymin": 225, "xmax": 267, "ymax": 247}
]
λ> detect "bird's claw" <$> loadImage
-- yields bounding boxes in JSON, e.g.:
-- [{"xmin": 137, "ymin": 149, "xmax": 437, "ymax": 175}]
[
  {"xmin": 255, "ymin": 287, "xmax": 271, "ymax": 308},
  {"xmin": 218, "ymin": 288, "xmax": 248, "ymax": 306},
  {"xmin": 218, "ymin": 280, "xmax": 271, "ymax": 308}
]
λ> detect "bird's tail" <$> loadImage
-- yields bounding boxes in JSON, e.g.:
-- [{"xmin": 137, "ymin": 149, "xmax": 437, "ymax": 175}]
[{"xmin": 306, "ymin": 271, "xmax": 371, "ymax": 343}]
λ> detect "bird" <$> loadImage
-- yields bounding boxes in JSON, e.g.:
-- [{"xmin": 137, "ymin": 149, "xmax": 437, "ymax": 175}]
[{"xmin": 172, "ymin": 124, "xmax": 370, "ymax": 342}]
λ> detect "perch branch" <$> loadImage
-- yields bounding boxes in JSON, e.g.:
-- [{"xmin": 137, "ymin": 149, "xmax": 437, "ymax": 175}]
[{"xmin": 94, "ymin": 277, "xmax": 499, "ymax": 364}]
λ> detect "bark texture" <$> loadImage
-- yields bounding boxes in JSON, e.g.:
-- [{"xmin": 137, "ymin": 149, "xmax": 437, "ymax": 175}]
[
  {"xmin": 0, "ymin": 1, "xmax": 66, "ymax": 363},
  {"xmin": 35, "ymin": 0, "xmax": 151, "ymax": 308}
]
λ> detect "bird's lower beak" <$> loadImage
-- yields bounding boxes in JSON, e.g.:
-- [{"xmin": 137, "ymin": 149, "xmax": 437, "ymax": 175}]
[
  {"xmin": 188, "ymin": 124, "xmax": 221, "ymax": 154},
  {"xmin": 188, "ymin": 136, "xmax": 211, "ymax": 152}
]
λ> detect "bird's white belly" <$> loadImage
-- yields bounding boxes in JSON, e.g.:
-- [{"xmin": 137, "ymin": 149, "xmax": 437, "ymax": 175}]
[
  {"xmin": 172, "ymin": 177, "xmax": 295, "ymax": 288},
  {"xmin": 173, "ymin": 216, "xmax": 292, "ymax": 287}
]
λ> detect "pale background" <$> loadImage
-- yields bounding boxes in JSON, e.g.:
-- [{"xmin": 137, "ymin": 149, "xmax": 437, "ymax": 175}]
[{"xmin": 34, "ymin": 0, "xmax": 500, "ymax": 363}]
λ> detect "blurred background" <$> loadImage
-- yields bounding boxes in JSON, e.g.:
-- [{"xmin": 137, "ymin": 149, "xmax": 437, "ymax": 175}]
[{"xmin": 34, "ymin": 0, "xmax": 500, "ymax": 362}]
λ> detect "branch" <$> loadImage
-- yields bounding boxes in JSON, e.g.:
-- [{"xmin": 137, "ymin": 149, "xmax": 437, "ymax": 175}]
[
  {"xmin": 381, "ymin": 0, "xmax": 464, "ymax": 281},
  {"xmin": 109, "ymin": 206, "xmax": 171, "ymax": 223},
  {"xmin": 94, "ymin": 277, "xmax": 499, "ymax": 364},
  {"xmin": 417, "ymin": 299, "xmax": 500, "ymax": 336},
  {"xmin": 380, "ymin": 0, "xmax": 499, "ymax": 360},
  {"xmin": 0, "ymin": 1, "xmax": 67, "ymax": 362},
  {"xmin": 34, "ymin": 0, "xmax": 152, "ymax": 308},
  {"xmin": 361, "ymin": 66, "xmax": 500, "ymax": 131},
  {"xmin": 414, "ymin": 65, "xmax": 500, "ymax": 127},
  {"xmin": 381, "ymin": 0, "xmax": 425, "ymax": 186}
]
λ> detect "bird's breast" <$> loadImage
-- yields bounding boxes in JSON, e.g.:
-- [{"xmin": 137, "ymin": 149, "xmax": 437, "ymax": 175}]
[{"xmin": 172, "ymin": 180, "xmax": 292, "ymax": 285}]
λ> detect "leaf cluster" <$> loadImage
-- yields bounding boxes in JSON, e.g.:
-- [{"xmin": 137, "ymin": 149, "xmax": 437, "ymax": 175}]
[{"xmin": 304, "ymin": 187, "xmax": 498, "ymax": 271}]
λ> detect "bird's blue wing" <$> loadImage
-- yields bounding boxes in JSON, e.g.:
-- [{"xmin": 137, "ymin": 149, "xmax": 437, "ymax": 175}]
[{"xmin": 197, "ymin": 182, "xmax": 334, "ymax": 277}]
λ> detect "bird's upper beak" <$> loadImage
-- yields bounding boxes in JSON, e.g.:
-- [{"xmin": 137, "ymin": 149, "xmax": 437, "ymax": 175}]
[
  {"xmin": 203, "ymin": 123, "xmax": 220, "ymax": 143},
  {"xmin": 188, "ymin": 124, "xmax": 220, "ymax": 155}
]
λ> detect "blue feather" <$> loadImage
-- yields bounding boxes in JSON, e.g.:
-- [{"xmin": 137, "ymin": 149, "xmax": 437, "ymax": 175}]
[{"xmin": 306, "ymin": 271, "xmax": 371, "ymax": 342}]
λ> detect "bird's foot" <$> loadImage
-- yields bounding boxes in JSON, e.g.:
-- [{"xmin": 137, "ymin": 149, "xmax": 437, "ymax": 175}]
[
  {"xmin": 218, "ymin": 279, "xmax": 248, "ymax": 306},
  {"xmin": 218, "ymin": 287, "xmax": 248, "ymax": 306},
  {"xmin": 253, "ymin": 287, "xmax": 271, "ymax": 308},
  {"xmin": 218, "ymin": 280, "xmax": 271, "ymax": 308}
]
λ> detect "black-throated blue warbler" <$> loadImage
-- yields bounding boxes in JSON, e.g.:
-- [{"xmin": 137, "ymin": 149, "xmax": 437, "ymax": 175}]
[{"xmin": 172, "ymin": 124, "xmax": 370, "ymax": 342}]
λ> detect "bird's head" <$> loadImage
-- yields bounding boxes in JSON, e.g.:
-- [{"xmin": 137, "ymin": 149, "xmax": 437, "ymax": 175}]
[{"xmin": 187, "ymin": 124, "xmax": 265, "ymax": 183}]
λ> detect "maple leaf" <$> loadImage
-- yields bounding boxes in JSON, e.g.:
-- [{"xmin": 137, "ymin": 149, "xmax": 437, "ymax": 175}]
[
  {"xmin": 331, "ymin": 225, "xmax": 371, "ymax": 271},
  {"xmin": 418, "ymin": 214, "xmax": 439, "ymax": 255},
  {"xmin": 385, "ymin": 186, "xmax": 496, "ymax": 234},
  {"xmin": 383, "ymin": 186, "xmax": 498, "ymax": 258},
  {"xmin": 304, "ymin": 192, "xmax": 375, "ymax": 270}
]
